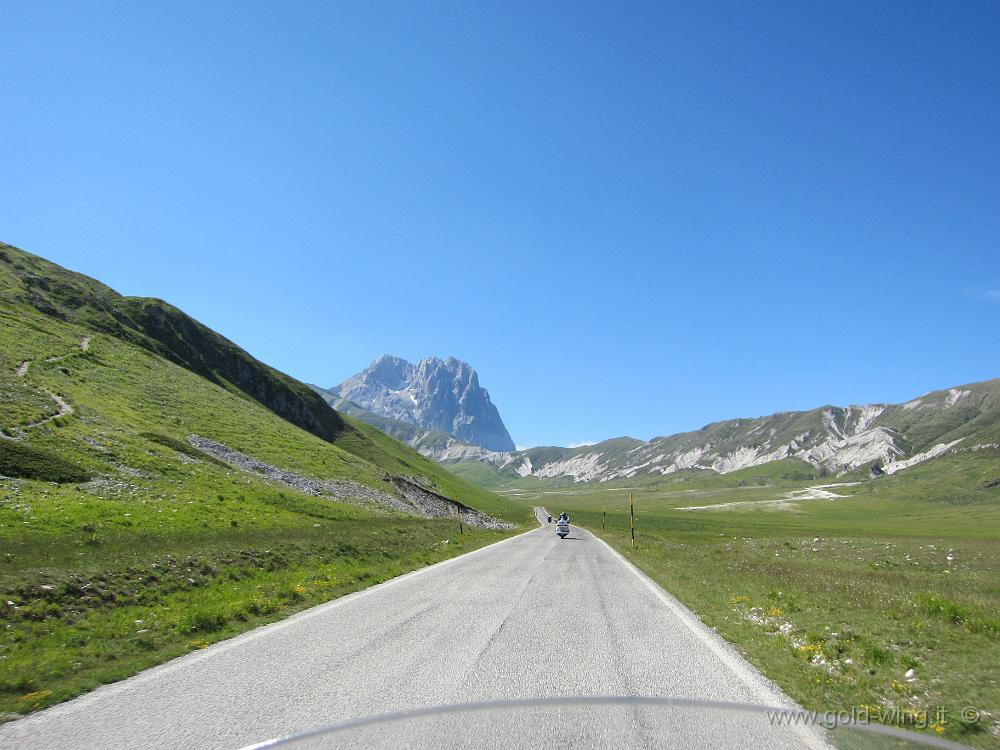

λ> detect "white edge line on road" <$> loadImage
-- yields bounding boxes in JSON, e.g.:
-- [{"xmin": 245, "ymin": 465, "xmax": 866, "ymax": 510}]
[
  {"xmin": 3, "ymin": 518, "xmax": 544, "ymax": 727},
  {"xmin": 590, "ymin": 533, "xmax": 829, "ymax": 749}
]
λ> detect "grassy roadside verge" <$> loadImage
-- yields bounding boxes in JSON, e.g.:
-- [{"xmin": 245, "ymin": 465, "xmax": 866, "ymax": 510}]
[
  {"xmin": 1, "ymin": 511, "xmax": 518, "ymax": 720},
  {"xmin": 538, "ymin": 454, "xmax": 1000, "ymax": 748}
]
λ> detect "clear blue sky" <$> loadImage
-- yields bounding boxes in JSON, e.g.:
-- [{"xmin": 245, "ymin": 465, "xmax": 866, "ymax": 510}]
[{"xmin": 3, "ymin": 1, "xmax": 998, "ymax": 448}]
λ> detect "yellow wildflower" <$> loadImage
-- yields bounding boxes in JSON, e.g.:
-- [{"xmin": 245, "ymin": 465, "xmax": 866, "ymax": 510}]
[{"xmin": 18, "ymin": 689, "xmax": 52, "ymax": 703}]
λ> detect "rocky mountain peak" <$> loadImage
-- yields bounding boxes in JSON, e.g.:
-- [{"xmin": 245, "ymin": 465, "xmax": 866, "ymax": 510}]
[
  {"xmin": 329, "ymin": 355, "xmax": 516, "ymax": 452},
  {"xmin": 361, "ymin": 354, "xmax": 413, "ymax": 391}
]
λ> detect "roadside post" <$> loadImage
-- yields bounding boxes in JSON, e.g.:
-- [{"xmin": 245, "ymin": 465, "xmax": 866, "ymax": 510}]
[
  {"xmin": 630, "ymin": 493, "xmax": 635, "ymax": 548},
  {"xmin": 603, "ymin": 505, "xmax": 606, "ymax": 532}
]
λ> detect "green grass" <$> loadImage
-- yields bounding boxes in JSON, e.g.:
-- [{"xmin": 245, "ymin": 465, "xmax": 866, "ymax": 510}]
[
  {"xmin": 0, "ymin": 244, "xmax": 531, "ymax": 719},
  {"xmin": 447, "ymin": 460, "xmax": 518, "ymax": 490},
  {"xmin": 523, "ymin": 449, "xmax": 1000, "ymax": 748},
  {"xmin": 0, "ymin": 375, "xmax": 60, "ymax": 433},
  {"xmin": 138, "ymin": 431, "xmax": 230, "ymax": 468},
  {"xmin": 1, "ymin": 513, "xmax": 505, "ymax": 716},
  {"xmin": 0, "ymin": 439, "xmax": 91, "ymax": 483}
]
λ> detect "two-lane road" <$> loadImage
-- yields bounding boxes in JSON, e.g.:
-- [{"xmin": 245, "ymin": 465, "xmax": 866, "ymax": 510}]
[{"xmin": 0, "ymin": 510, "xmax": 820, "ymax": 749}]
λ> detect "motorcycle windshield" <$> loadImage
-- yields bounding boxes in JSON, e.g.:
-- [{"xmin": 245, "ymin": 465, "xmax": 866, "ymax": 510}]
[{"xmin": 241, "ymin": 696, "xmax": 971, "ymax": 750}]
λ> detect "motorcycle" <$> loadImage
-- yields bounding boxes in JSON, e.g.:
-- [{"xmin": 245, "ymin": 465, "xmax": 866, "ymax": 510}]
[{"xmin": 555, "ymin": 519, "xmax": 570, "ymax": 539}]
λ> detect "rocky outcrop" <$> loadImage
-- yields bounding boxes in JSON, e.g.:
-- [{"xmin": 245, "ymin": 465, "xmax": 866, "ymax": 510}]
[{"xmin": 323, "ymin": 355, "xmax": 515, "ymax": 452}]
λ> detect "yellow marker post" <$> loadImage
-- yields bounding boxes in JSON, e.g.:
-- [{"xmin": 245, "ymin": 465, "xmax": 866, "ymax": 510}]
[
  {"xmin": 602, "ymin": 504, "xmax": 606, "ymax": 532},
  {"xmin": 630, "ymin": 492, "xmax": 635, "ymax": 548}
]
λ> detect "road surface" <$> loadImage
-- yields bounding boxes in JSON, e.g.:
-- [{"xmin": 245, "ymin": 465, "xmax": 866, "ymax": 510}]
[{"xmin": 0, "ymin": 509, "xmax": 822, "ymax": 749}]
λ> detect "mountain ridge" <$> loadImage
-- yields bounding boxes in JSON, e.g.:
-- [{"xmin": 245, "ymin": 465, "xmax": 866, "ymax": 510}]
[
  {"xmin": 491, "ymin": 378, "xmax": 1000, "ymax": 483},
  {"xmin": 327, "ymin": 374, "xmax": 1000, "ymax": 485}
]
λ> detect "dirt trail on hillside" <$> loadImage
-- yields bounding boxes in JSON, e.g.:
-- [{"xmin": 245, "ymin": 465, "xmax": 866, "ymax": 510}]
[
  {"xmin": 2, "ymin": 392, "xmax": 74, "ymax": 438},
  {"xmin": 15, "ymin": 336, "xmax": 91, "ymax": 376},
  {"xmin": 6, "ymin": 337, "xmax": 91, "ymax": 435},
  {"xmin": 32, "ymin": 393, "xmax": 73, "ymax": 428},
  {"xmin": 45, "ymin": 336, "xmax": 92, "ymax": 364}
]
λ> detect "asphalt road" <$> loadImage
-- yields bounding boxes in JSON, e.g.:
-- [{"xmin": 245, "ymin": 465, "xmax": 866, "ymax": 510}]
[{"xmin": 0, "ymin": 510, "xmax": 824, "ymax": 749}]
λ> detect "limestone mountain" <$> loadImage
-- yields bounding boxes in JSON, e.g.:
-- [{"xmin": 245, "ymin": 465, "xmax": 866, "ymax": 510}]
[
  {"xmin": 474, "ymin": 380, "xmax": 1000, "ymax": 483},
  {"xmin": 329, "ymin": 376, "xmax": 1000, "ymax": 487},
  {"xmin": 315, "ymin": 355, "xmax": 516, "ymax": 453}
]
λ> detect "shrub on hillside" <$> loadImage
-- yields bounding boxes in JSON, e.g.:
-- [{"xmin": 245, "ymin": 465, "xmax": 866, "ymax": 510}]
[{"xmin": 0, "ymin": 439, "xmax": 90, "ymax": 483}]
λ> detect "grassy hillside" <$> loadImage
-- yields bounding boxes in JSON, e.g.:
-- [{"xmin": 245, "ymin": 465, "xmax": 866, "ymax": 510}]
[
  {"xmin": 448, "ymin": 460, "xmax": 523, "ymax": 490},
  {"xmin": 0, "ymin": 243, "xmax": 530, "ymax": 719},
  {"xmin": 0, "ymin": 243, "xmax": 348, "ymax": 443},
  {"xmin": 330, "ymin": 415, "xmax": 524, "ymax": 523},
  {"xmin": 878, "ymin": 381, "xmax": 1000, "ymax": 452},
  {"xmin": 532, "ymin": 448, "xmax": 1000, "ymax": 747}
]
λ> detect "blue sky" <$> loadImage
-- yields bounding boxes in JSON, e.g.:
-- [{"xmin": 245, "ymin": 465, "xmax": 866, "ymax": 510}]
[{"xmin": 2, "ymin": 1, "xmax": 998, "ymax": 448}]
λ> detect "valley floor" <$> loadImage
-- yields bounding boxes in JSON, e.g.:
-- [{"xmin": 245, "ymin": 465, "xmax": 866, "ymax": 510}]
[
  {"xmin": 519, "ymin": 451, "xmax": 1000, "ymax": 748},
  {"xmin": 0, "ymin": 512, "xmax": 821, "ymax": 750}
]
